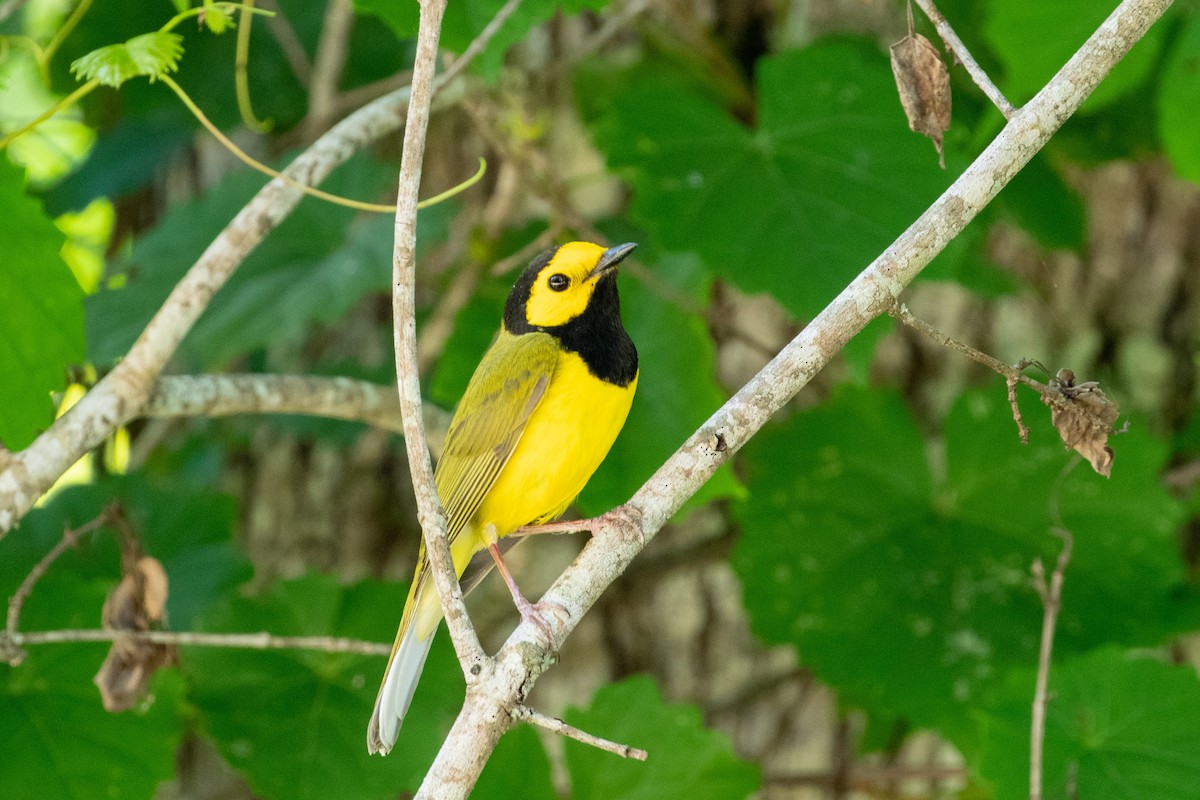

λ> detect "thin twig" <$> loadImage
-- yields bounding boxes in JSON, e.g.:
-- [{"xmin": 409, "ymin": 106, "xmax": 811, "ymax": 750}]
[
  {"xmin": 8, "ymin": 627, "xmax": 390, "ymax": 655},
  {"xmin": 513, "ymin": 705, "xmax": 648, "ymax": 761},
  {"xmin": 6, "ymin": 508, "xmax": 117, "ymax": 643},
  {"xmin": 891, "ymin": 303, "xmax": 1070, "ymax": 435},
  {"xmin": 1007, "ymin": 374, "xmax": 1031, "ymax": 443},
  {"xmin": 1030, "ymin": 528, "xmax": 1073, "ymax": 800},
  {"xmin": 392, "ymin": 0, "xmax": 486, "ymax": 669},
  {"xmin": 912, "ymin": 0, "xmax": 1016, "ymax": 119},
  {"xmin": 305, "ymin": 0, "xmax": 355, "ymax": 138}
]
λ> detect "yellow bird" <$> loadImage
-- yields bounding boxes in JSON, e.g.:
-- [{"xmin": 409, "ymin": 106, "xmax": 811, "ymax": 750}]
[{"xmin": 367, "ymin": 241, "xmax": 640, "ymax": 755}]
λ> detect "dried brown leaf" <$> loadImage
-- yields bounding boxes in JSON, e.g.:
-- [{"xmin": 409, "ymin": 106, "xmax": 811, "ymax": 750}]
[
  {"xmin": 890, "ymin": 32, "xmax": 951, "ymax": 168},
  {"xmin": 1043, "ymin": 369, "xmax": 1121, "ymax": 478},
  {"xmin": 94, "ymin": 555, "xmax": 175, "ymax": 712}
]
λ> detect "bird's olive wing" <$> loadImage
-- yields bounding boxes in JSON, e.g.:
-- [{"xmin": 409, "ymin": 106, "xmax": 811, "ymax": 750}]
[{"xmin": 434, "ymin": 331, "xmax": 558, "ymax": 542}]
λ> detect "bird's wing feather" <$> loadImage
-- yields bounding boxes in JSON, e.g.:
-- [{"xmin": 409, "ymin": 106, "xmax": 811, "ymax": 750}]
[{"xmin": 434, "ymin": 331, "xmax": 559, "ymax": 542}]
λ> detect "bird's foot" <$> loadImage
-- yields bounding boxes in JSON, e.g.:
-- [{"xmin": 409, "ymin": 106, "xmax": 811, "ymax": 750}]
[{"xmin": 514, "ymin": 595, "xmax": 569, "ymax": 645}]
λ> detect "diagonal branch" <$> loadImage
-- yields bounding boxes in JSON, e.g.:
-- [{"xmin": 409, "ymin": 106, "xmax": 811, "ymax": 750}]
[{"xmin": 414, "ymin": 0, "xmax": 1175, "ymax": 795}]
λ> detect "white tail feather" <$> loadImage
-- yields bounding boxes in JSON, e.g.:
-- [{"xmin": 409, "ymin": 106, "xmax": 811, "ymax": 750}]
[{"xmin": 366, "ymin": 621, "xmax": 434, "ymax": 755}]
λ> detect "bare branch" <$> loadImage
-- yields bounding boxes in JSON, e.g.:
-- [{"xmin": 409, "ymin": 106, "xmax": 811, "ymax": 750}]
[
  {"xmin": 416, "ymin": 1, "xmax": 1174, "ymax": 796},
  {"xmin": 912, "ymin": 0, "xmax": 1016, "ymax": 119},
  {"xmin": 143, "ymin": 374, "xmax": 412, "ymax": 434},
  {"xmin": 392, "ymin": 0, "xmax": 486, "ymax": 670},
  {"xmin": 8, "ymin": 628, "xmax": 390, "ymax": 656},
  {"xmin": 513, "ymin": 705, "xmax": 648, "ymax": 761},
  {"xmin": 1030, "ymin": 529, "xmax": 1073, "ymax": 800}
]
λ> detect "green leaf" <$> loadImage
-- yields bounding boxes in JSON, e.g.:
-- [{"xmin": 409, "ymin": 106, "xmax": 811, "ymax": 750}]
[
  {"xmin": 201, "ymin": 3, "xmax": 237, "ymax": 34},
  {"xmin": 1159, "ymin": 10, "xmax": 1200, "ymax": 185},
  {"xmin": 355, "ymin": 0, "xmax": 610, "ymax": 82},
  {"xmin": 563, "ymin": 676, "xmax": 760, "ymax": 800},
  {"xmin": 976, "ymin": 648, "xmax": 1200, "ymax": 800},
  {"xmin": 70, "ymin": 32, "xmax": 185, "ymax": 88},
  {"xmin": 579, "ymin": 41, "xmax": 951, "ymax": 318},
  {"xmin": 0, "ymin": 158, "xmax": 84, "ymax": 449},
  {"xmin": 982, "ymin": 0, "xmax": 1169, "ymax": 112},
  {"xmin": 86, "ymin": 154, "xmax": 453, "ymax": 368},
  {"xmin": 186, "ymin": 574, "xmax": 464, "ymax": 799},
  {"xmin": 731, "ymin": 386, "xmax": 1187, "ymax": 747},
  {"xmin": 994, "ymin": 153, "xmax": 1085, "ymax": 251},
  {"xmin": 0, "ymin": 655, "xmax": 185, "ymax": 800}
]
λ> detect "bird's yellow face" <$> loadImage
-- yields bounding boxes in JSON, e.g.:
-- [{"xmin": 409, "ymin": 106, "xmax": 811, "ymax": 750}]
[{"xmin": 523, "ymin": 242, "xmax": 620, "ymax": 328}]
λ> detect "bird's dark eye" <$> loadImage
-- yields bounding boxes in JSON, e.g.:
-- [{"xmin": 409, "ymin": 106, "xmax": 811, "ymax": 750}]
[{"xmin": 547, "ymin": 273, "xmax": 570, "ymax": 291}]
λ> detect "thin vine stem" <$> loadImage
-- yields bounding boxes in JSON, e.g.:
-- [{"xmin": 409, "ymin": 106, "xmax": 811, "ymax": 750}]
[
  {"xmin": 40, "ymin": 0, "xmax": 94, "ymax": 67},
  {"xmin": 235, "ymin": 0, "xmax": 273, "ymax": 132},
  {"xmin": 160, "ymin": 74, "xmax": 486, "ymax": 212}
]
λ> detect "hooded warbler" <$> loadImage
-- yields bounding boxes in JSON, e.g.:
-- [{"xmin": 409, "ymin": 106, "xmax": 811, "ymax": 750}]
[{"xmin": 367, "ymin": 240, "xmax": 639, "ymax": 755}]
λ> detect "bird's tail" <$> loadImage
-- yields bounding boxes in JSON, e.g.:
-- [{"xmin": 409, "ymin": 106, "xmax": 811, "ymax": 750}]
[{"xmin": 367, "ymin": 579, "xmax": 436, "ymax": 756}]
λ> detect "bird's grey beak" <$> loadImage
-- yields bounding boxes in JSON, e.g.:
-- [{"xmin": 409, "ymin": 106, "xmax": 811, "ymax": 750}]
[{"xmin": 588, "ymin": 242, "xmax": 638, "ymax": 280}]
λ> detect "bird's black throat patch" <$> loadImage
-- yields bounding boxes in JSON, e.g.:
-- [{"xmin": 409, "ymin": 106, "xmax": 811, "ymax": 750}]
[{"xmin": 503, "ymin": 251, "xmax": 638, "ymax": 388}]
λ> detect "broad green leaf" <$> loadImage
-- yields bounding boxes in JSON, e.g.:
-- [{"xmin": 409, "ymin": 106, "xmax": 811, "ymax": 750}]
[
  {"xmin": 579, "ymin": 41, "xmax": 951, "ymax": 318},
  {"xmin": 731, "ymin": 386, "xmax": 1187, "ymax": 747},
  {"xmin": 70, "ymin": 32, "xmax": 185, "ymax": 88},
  {"xmin": 563, "ymin": 676, "xmax": 760, "ymax": 800},
  {"xmin": 1159, "ymin": 11, "xmax": 1200, "ymax": 185},
  {"xmin": 0, "ymin": 651, "xmax": 185, "ymax": 800},
  {"xmin": 186, "ymin": 574, "xmax": 464, "ymax": 799},
  {"xmin": 994, "ymin": 153, "xmax": 1085, "ymax": 251},
  {"xmin": 355, "ymin": 0, "xmax": 609, "ymax": 82},
  {"xmin": 86, "ymin": 154, "xmax": 453, "ymax": 368},
  {"xmin": 982, "ymin": 0, "xmax": 1168, "ymax": 112},
  {"xmin": 976, "ymin": 648, "xmax": 1200, "ymax": 800},
  {"xmin": 0, "ymin": 158, "xmax": 84, "ymax": 449}
]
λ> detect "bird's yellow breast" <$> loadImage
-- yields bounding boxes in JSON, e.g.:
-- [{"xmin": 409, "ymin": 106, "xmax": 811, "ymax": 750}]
[{"xmin": 472, "ymin": 350, "xmax": 637, "ymax": 538}]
